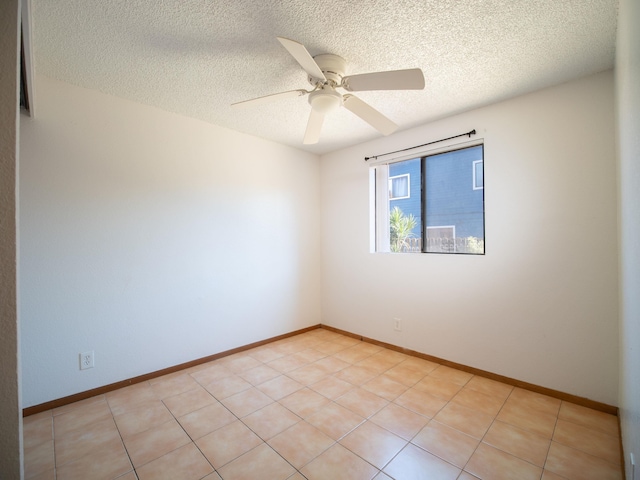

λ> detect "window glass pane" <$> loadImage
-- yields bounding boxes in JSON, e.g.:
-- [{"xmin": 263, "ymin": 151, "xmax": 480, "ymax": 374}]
[
  {"xmin": 425, "ymin": 145, "xmax": 484, "ymax": 254},
  {"xmin": 388, "ymin": 159, "xmax": 422, "ymax": 252},
  {"xmin": 371, "ymin": 144, "xmax": 484, "ymax": 255}
]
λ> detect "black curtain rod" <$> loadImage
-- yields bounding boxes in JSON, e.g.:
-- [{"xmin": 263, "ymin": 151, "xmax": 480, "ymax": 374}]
[{"xmin": 364, "ymin": 129, "xmax": 477, "ymax": 161}]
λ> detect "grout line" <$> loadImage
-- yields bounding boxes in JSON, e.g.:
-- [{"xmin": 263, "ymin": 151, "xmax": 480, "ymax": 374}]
[
  {"xmin": 105, "ymin": 397, "xmax": 136, "ymax": 476},
  {"xmin": 50, "ymin": 413, "xmax": 58, "ymax": 480},
  {"xmin": 541, "ymin": 403, "xmax": 561, "ymax": 477}
]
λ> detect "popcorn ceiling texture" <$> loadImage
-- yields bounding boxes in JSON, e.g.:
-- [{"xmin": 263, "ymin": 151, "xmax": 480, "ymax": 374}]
[{"xmin": 32, "ymin": 0, "xmax": 617, "ymax": 154}]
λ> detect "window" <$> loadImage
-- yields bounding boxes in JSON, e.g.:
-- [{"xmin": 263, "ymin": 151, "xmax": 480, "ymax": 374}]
[
  {"xmin": 473, "ymin": 160, "xmax": 484, "ymax": 190},
  {"xmin": 371, "ymin": 144, "xmax": 484, "ymax": 254},
  {"xmin": 389, "ymin": 174, "xmax": 410, "ymax": 199}
]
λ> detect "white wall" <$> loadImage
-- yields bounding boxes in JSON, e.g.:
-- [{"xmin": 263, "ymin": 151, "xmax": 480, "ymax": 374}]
[
  {"xmin": 19, "ymin": 76, "xmax": 321, "ymax": 408},
  {"xmin": 616, "ymin": 0, "xmax": 640, "ymax": 474},
  {"xmin": 1, "ymin": 0, "xmax": 22, "ymax": 477},
  {"xmin": 320, "ymin": 71, "xmax": 619, "ymax": 406}
]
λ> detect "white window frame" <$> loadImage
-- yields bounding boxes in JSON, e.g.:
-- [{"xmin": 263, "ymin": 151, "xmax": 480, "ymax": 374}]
[
  {"xmin": 473, "ymin": 160, "xmax": 484, "ymax": 190},
  {"xmin": 371, "ymin": 165, "xmax": 391, "ymax": 252},
  {"xmin": 388, "ymin": 174, "xmax": 410, "ymax": 200}
]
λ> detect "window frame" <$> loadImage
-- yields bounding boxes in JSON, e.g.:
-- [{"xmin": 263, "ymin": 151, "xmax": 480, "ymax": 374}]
[
  {"xmin": 473, "ymin": 159, "xmax": 484, "ymax": 190},
  {"xmin": 388, "ymin": 173, "xmax": 411, "ymax": 200}
]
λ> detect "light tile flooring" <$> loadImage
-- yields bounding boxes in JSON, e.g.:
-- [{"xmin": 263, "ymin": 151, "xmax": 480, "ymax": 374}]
[{"xmin": 23, "ymin": 328, "xmax": 623, "ymax": 480}]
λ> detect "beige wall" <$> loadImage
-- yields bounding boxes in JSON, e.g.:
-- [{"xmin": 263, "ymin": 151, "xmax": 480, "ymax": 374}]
[
  {"xmin": 20, "ymin": 76, "xmax": 321, "ymax": 407},
  {"xmin": 0, "ymin": 0, "xmax": 22, "ymax": 477},
  {"xmin": 320, "ymin": 71, "xmax": 619, "ymax": 405},
  {"xmin": 616, "ymin": 0, "xmax": 640, "ymax": 475}
]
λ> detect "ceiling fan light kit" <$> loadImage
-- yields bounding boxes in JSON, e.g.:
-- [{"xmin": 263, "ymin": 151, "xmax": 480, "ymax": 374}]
[
  {"xmin": 308, "ymin": 87, "xmax": 343, "ymax": 114},
  {"xmin": 231, "ymin": 37, "xmax": 425, "ymax": 144}
]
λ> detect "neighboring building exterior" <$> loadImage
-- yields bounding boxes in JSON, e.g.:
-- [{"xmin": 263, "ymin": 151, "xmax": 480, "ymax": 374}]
[
  {"xmin": 389, "ymin": 145, "xmax": 484, "ymax": 249},
  {"xmin": 388, "ymin": 157, "xmax": 422, "ymax": 236}
]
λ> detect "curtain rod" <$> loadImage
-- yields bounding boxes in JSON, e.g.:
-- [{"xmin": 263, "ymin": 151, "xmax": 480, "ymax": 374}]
[{"xmin": 364, "ymin": 129, "xmax": 477, "ymax": 162}]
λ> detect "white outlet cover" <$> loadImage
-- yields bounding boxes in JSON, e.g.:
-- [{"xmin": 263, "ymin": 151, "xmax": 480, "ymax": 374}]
[
  {"xmin": 394, "ymin": 318, "xmax": 402, "ymax": 331},
  {"xmin": 80, "ymin": 351, "xmax": 94, "ymax": 370}
]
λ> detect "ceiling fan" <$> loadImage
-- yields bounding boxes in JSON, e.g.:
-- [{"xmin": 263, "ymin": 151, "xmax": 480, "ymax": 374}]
[{"xmin": 231, "ymin": 37, "xmax": 425, "ymax": 145}]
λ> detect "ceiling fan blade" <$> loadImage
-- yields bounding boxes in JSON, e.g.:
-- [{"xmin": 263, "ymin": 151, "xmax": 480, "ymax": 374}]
[
  {"xmin": 343, "ymin": 68, "xmax": 425, "ymax": 92},
  {"xmin": 343, "ymin": 95, "xmax": 398, "ymax": 135},
  {"xmin": 303, "ymin": 109, "xmax": 324, "ymax": 144},
  {"xmin": 277, "ymin": 37, "xmax": 326, "ymax": 82},
  {"xmin": 231, "ymin": 89, "xmax": 307, "ymax": 109}
]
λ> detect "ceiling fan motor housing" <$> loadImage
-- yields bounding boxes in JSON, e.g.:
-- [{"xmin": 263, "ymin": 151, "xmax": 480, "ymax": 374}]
[{"xmin": 309, "ymin": 53, "xmax": 347, "ymax": 86}]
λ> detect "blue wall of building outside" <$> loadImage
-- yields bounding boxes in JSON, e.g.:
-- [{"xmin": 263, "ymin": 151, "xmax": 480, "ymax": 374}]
[{"xmin": 389, "ymin": 145, "xmax": 484, "ymax": 240}]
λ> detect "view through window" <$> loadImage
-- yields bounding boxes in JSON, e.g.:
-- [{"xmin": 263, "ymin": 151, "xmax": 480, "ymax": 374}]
[{"xmin": 371, "ymin": 144, "xmax": 484, "ymax": 254}]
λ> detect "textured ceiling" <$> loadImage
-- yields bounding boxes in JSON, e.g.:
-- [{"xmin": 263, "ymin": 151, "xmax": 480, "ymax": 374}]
[{"xmin": 31, "ymin": 0, "xmax": 618, "ymax": 155}]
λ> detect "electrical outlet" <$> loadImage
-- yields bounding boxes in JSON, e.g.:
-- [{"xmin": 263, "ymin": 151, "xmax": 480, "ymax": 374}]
[
  {"xmin": 80, "ymin": 351, "xmax": 94, "ymax": 370},
  {"xmin": 393, "ymin": 318, "xmax": 402, "ymax": 331}
]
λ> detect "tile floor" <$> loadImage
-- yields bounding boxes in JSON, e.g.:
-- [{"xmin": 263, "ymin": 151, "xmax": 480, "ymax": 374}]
[{"xmin": 23, "ymin": 328, "xmax": 623, "ymax": 480}]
